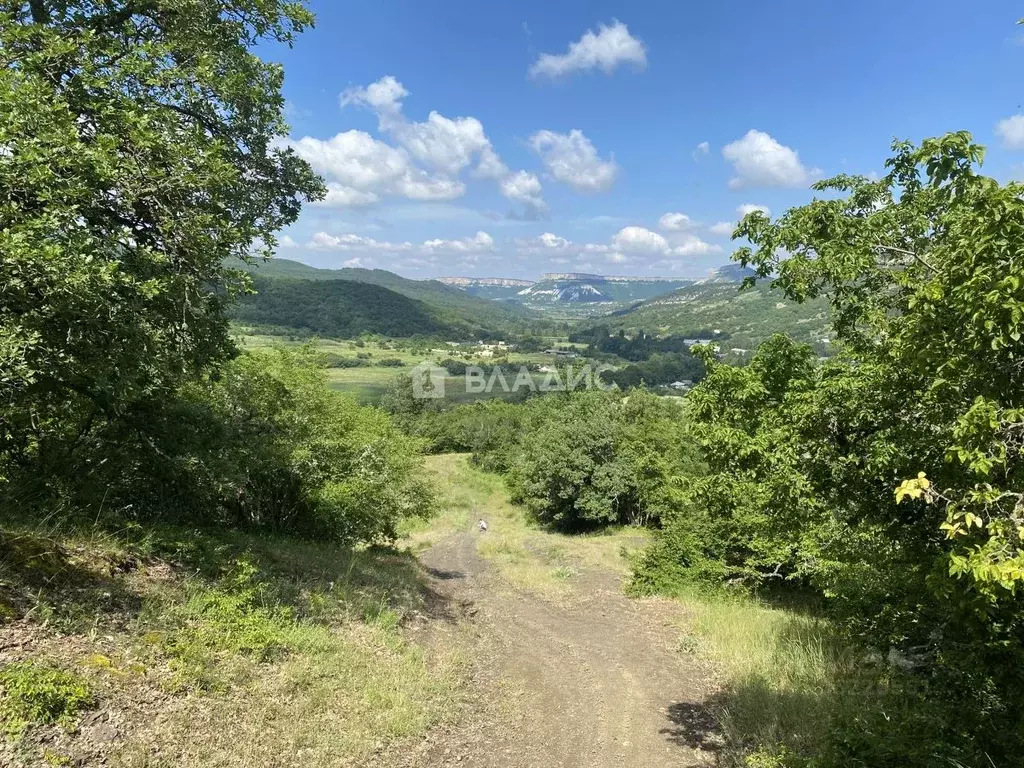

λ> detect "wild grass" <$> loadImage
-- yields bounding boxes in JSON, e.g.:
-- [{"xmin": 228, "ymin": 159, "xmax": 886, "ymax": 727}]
[
  {"xmin": 669, "ymin": 587, "xmax": 861, "ymax": 766},
  {"xmin": 0, "ymin": 514, "xmax": 464, "ymax": 766}
]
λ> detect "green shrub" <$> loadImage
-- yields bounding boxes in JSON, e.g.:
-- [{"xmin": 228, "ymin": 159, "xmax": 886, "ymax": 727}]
[
  {"xmin": 504, "ymin": 390, "xmax": 701, "ymax": 530},
  {"xmin": 0, "ymin": 662, "xmax": 93, "ymax": 736},
  {"xmin": 321, "ymin": 352, "xmax": 369, "ymax": 368},
  {"xmin": 188, "ymin": 347, "xmax": 433, "ymax": 542},
  {"xmin": 20, "ymin": 346, "xmax": 434, "ymax": 545}
]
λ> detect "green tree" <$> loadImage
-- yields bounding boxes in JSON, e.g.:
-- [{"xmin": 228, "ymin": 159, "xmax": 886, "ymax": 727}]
[
  {"xmin": 507, "ymin": 390, "xmax": 699, "ymax": 530},
  {"xmin": 737, "ymin": 132, "xmax": 1024, "ymax": 606},
  {"xmin": 639, "ymin": 134, "xmax": 1024, "ymax": 763},
  {"xmin": 192, "ymin": 347, "xmax": 432, "ymax": 542},
  {"xmin": 0, "ymin": 1, "xmax": 324, "ymax": 490}
]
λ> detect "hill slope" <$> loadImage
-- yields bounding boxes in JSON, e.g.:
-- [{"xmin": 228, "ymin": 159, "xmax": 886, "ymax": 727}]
[
  {"xmin": 240, "ymin": 259, "xmax": 541, "ymax": 337},
  {"xmin": 232, "ymin": 277, "xmax": 459, "ymax": 338},
  {"xmin": 593, "ymin": 279, "xmax": 832, "ymax": 352}
]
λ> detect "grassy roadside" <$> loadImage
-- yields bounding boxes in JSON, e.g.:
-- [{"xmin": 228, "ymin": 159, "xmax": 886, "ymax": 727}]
[
  {"xmin": 0, "ymin": 518, "xmax": 464, "ymax": 767},
  {"xmin": 666, "ymin": 589, "xmax": 852, "ymax": 766}
]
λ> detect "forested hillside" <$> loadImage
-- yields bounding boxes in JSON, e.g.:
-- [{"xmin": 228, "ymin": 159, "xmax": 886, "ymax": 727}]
[
  {"xmin": 233, "ymin": 276, "xmax": 489, "ymax": 339},
  {"xmin": 244, "ymin": 258, "xmax": 539, "ymax": 335}
]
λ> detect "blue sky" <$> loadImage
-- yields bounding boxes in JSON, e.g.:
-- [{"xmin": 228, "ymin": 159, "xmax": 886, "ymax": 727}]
[{"xmin": 268, "ymin": 0, "xmax": 1024, "ymax": 279}]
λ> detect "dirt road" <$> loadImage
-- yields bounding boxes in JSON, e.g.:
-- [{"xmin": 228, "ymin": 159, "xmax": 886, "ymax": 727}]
[{"xmin": 391, "ymin": 527, "xmax": 720, "ymax": 768}]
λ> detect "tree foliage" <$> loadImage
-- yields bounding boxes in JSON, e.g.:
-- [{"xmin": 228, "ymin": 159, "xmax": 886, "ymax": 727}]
[
  {"xmin": 232, "ymin": 277, "xmax": 451, "ymax": 339},
  {"xmin": 185, "ymin": 347, "xmax": 432, "ymax": 542},
  {"xmin": 394, "ymin": 388, "xmax": 704, "ymax": 531},
  {"xmin": 0, "ymin": 1, "xmax": 323, "ymax": 486},
  {"xmin": 638, "ymin": 134, "xmax": 1024, "ymax": 763}
]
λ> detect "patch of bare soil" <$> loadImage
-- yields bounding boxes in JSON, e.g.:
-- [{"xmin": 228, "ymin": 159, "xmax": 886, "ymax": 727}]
[{"xmin": 384, "ymin": 529, "xmax": 721, "ymax": 768}]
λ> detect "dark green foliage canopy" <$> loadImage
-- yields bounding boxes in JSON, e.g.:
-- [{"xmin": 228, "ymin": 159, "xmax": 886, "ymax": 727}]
[
  {"xmin": 0, "ymin": 0, "xmax": 323, "ymax": 483},
  {"xmin": 232, "ymin": 277, "xmax": 449, "ymax": 338},
  {"xmin": 243, "ymin": 258, "xmax": 545, "ymax": 338}
]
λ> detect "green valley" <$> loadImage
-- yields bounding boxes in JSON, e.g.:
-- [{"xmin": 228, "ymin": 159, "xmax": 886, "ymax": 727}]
[{"xmin": 4, "ymin": 3, "xmax": 1024, "ymax": 768}]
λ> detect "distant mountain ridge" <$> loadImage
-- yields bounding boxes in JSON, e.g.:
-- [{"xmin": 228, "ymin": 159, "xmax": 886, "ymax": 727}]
[
  {"xmin": 434, "ymin": 267, "xmax": 754, "ymax": 308},
  {"xmin": 234, "ymin": 258, "xmax": 770, "ymax": 337},
  {"xmin": 515, "ymin": 275, "xmax": 694, "ymax": 306},
  {"xmin": 435, "ymin": 277, "xmax": 535, "ymax": 288},
  {"xmin": 539, "ymin": 272, "xmax": 687, "ymax": 283}
]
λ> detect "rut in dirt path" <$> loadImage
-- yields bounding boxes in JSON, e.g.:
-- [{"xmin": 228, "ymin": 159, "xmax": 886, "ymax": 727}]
[{"xmin": 400, "ymin": 528, "xmax": 721, "ymax": 768}]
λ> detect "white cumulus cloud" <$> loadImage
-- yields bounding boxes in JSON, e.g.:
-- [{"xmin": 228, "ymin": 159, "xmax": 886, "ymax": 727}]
[
  {"xmin": 308, "ymin": 232, "xmax": 412, "ymax": 252},
  {"xmin": 287, "ymin": 130, "xmax": 463, "ymax": 207},
  {"xmin": 500, "ymin": 170, "xmax": 548, "ymax": 216},
  {"xmin": 538, "ymin": 232, "xmax": 571, "ymax": 249},
  {"xmin": 392, "ymin": 112, "xmax": 494, "ymax": 177},
  {"xmin": 612, "ymin": 226, "xmax": 671, "ymax": 253},
  {"xmin": 530, "ymin": 129, "xmax": 618, "ymax": 193},
  {"xmin": 341, "ymin": 75, "xmax": 545, "ymax": 216},
  {"xmin": 672, "ymin": 234, "xmax": 722, "ymax": 256},
  {"xmin": 340, "ymin": 75, "xmax": 408, "ymax": 116},
  {"xmin": 658, "ymin": 212, "xmax": 693, "ymax": 231},
  {"xmin": 722, "ymin": 130, "xmax": 820, "ymax": 189},
  {"xmin": 474, "ymin": 145, "xmax": 509, "ymax": 179},
  {"xmin": 343, "ymin": 76, "xmax": 495, "ymax": 176},
  {"xmin": 996, "ymin": 115, "xmax": 1024, "ymax": 149},
  {"xmin": 305, "ymin": 230, "xmax": 495, "ymax": 257},
  {"xmin": 529, "ymin": 20, "xmax": 647, "ymax": 80},
  {"xmin": 422, "ymin": 231, "xmax": 495, "ymax": 253},
  {"xmin": 709, "ymin": 221, "xmax": 735, "ymax": 236},
  {"xmin": 609, "ymin": 225, "xmax": 722, "ymax": 260}
]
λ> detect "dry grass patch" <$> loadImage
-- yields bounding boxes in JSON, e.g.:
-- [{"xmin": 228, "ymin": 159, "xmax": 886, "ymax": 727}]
[{"xmin": 669, "ymin": 588, "xmax": 858, "ymax": 766}]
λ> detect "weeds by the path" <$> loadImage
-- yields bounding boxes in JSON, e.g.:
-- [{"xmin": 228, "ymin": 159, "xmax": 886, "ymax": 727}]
[{"xmin": 0, "ymin": 517, "xmax": 463, "ymax": 767}]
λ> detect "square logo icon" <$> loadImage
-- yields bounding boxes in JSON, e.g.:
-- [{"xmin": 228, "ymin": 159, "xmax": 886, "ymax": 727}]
[{"xmin": 411, "ymin": 362, "xmax": 446, "ymax": 399}]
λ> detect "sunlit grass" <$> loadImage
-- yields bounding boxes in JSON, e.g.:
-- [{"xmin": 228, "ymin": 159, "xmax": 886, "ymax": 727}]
[{"xmin": 670, "ymin": 588, "xmax": 855, "ymax": 764}]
